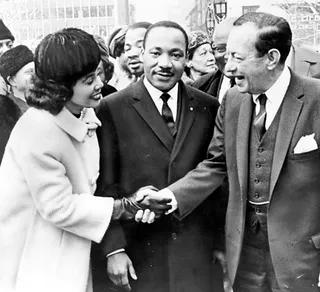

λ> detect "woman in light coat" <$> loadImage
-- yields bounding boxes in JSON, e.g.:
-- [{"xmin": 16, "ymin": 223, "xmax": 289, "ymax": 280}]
[{"xmin": 0, "ymin": 28, "xmax": 147, "ymax": 292}]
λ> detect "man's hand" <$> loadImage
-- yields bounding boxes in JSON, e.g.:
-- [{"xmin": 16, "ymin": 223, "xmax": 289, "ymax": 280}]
[{"xmin": 107, "ymin": 252, "xmax": 137, "ymax": 291}]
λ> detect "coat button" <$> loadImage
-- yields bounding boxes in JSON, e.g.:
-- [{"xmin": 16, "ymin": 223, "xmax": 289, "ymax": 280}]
[
  {"xmin": 255, "ymin": 163, "xmax": 261, "ymax": 168},
  {"xmin": 172, "ymin": 233, "xmax": 177, "ymax": 240},
  {"xmin": 256, "ymin": 207, "xmax": 261, "ymax": 213},
  {"xmin": 254, "ymin": 192, "xmax": 259, "ymax": 199},
  {"xmin": 254, "ymin": 178, "xmax": 259, "ymax": 184},
  {"xmin": 258, "ymin": 147, "xmax": 264, "ymax": 153}
]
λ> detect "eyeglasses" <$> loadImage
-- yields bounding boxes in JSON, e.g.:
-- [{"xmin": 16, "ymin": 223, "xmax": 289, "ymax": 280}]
[{"xmin": 212, "ymin": 44, "xmax": 227, "ymax": 54}]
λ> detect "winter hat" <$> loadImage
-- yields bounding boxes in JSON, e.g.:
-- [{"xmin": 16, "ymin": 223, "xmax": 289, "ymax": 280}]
[
  {"xmin": 108, "ymin": 26, "xmax": 128, "ymax": 58},
  {"xmin": 0, "ymin": 45, "xmax": 34, "ymax": 84},
  {"xmin": 188, "ymin": 31, "xmax": 211, "ymax": 58},
  {"xmin": 0, "ymin": 19, "xmax": 14, "ymax": 41}
]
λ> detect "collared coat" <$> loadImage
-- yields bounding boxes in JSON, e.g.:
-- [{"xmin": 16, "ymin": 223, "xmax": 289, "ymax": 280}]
[
  {"xmin": 169, "ymin": 71, "xmax": 320, "ymax": 291},
  {"xmin": 0, "ymin": 107, "xmax": 114, "ymax": 292},
  {"xmin": 92, "ymin": 79, "xmax": 224, "ymax": 292}
]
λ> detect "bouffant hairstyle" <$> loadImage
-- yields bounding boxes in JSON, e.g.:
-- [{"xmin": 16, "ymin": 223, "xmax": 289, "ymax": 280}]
[{"xmin": 26, "ymin": 28, "xmax": 101, "ymax": 115}]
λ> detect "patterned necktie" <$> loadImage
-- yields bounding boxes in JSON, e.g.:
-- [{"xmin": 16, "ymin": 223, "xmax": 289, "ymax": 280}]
[
  {"xmin": 254, "ymin": 93, "xmax": 267, "ymax": 140},
  {"xmin": 160, "ymin": 93, "xmax": 175, "ymax": 135}
]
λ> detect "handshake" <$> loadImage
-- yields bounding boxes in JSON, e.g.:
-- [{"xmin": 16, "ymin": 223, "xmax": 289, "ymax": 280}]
[{"xmin": 112, "ymin": 186, "xmax": 174, "ymax": 223}]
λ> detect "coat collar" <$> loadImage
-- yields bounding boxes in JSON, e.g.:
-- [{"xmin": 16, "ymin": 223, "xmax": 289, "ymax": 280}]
[
  {"xmin": 49, "ymin": 107, "xmax": 101, "ymax": 143},
  {"xmin": 132, "ymin": 80, "xmax": 195, "ymax": 152}
]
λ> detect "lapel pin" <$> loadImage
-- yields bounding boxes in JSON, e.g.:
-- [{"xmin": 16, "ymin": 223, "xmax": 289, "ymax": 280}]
[{"xmin": 190, "ymin": 107, "xmax": 193, "ymax": 111}]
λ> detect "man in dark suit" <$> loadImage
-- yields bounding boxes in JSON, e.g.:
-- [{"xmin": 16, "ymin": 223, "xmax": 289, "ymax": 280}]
[
  {"xmin": 92, "ymin": 21, "xmax": 223, "ymax": 292},
  {"xmin": 148, "ymin": 12, "xmax": 320, "ymax": 292},
  {"xmin": 192, "ymin": 17, "xmax": 237, "ymax": 101}
]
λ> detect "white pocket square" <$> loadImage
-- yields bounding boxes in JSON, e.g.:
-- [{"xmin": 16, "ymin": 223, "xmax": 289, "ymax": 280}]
[{"xmin": 294, "ymin": 133, "xmax": 318, "ymax": 154}]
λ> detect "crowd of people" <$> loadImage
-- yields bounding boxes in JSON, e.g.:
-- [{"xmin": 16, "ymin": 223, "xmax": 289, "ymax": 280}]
[{"xmin": 1, "ymin": 6, "xmax": 320, "ymax": 292}]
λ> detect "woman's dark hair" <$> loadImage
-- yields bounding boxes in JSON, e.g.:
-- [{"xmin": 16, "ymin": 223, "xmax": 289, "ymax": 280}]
[
  {"xmin": 94, "ymin": 34, "xmax": 114, "ymax": 83},
  {"xmin": 26, "ymin": 27, "xmax": 101, "ymax": 115}
]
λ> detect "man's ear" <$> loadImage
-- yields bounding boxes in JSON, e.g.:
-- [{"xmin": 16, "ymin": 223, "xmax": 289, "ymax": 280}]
[
  {"xmin": 266, "ymin": 48, "xmax": 281, "ymax": 70},
  {"xmin": 7, "ymin": 75, "xmax": 15, "ymax": 87}
]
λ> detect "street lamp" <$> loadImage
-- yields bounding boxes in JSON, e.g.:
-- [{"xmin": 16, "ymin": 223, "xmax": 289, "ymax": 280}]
[
  {"xmin": 205, "ymin": 0, "xmax": 228, "ymax": 37},
  {"xmin": 214, "ymin": 0, "xmax": 228, "ymax": 23},
  {"xmin": 205, "ymin": 3, "xmax": 215, "ymax": 37}
]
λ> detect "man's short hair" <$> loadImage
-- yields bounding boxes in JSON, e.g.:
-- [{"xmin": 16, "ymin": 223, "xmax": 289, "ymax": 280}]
[
  {"xmin": 143, "ymin": 20, "xmax": 189, "ymax": 54},
  {"xmin": 234, "ymin": 12, "xmax": 292, "ymax": 64}
]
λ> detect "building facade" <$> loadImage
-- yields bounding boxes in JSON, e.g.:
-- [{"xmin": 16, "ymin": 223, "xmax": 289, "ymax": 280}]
[
  {"xmin": 186, "ymin": 0, "xmax": 320, "ymax": 47},
  {"xmin": 0, "ymin": 0, "xmax": 131, "ymax": 46}
]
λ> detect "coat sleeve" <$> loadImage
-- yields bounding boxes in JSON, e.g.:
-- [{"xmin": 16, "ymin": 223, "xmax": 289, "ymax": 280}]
[
  {"xmin": 95, "ymin": 100, "xmax": 127, "ymax": 255},
  {"xmin": 14, "ymin": 127, "xmax": 114, "ymax": 244},
  {"xmin": 169, "ymin": 94, "xmax": 228, "ymax": 220}
]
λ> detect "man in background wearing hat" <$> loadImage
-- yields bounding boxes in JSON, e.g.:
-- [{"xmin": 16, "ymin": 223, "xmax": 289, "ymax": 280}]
[
  {"xmin": 0, "ymin": 19, "xmax": 15, "ymax": 95},
  {"xmin": 0, "ymin": 45, "xmax": 34, "ymax": 113},
  {"xmin": 108, "ymin": 26, "xmax": 135, "ymax": 90}
]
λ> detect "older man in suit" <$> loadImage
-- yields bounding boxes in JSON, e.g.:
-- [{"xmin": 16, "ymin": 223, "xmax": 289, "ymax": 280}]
[
  {"xmin": 92, "ymin": 21, "xmax": 223, "ymax": 292},
  {"xmin": 147, "ymin": 12, "xmax": 320, "ymax": 292}
]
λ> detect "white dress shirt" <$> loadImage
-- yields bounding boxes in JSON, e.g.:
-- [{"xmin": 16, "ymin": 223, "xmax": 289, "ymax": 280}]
[
  {"xmin": 252, "ymin": 66, "xmax": 291, "ymax": 130},
  {"xmin": 218, "ymin": 75, "xmax": 232, "ymax": 103},
  {"xmin": 143, "ymin": 77, "xmax": 179, "ymax": 121}
]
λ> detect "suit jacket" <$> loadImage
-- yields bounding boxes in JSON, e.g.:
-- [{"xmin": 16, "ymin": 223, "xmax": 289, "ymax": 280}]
[
  {"xmin": 169, "ymin": 71, "xmax": 320, "ymax": 291},
  {"xmin": 0, "ymin": 107, "xmax": 114, "ymax": 292},
  {"xmin": 192, "ymin": 69, "xmax": 223, "ymax": 98},
  {"xmin": 93, "ymin": 79, "xmax": 223, "ymax": 292},
  {"xmin": 290, "ymin": 44, "xmax": 320, "ymax": 78}
]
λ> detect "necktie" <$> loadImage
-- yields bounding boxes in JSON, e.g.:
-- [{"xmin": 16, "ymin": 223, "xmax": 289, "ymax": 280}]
[
  {"xmin": 160, "ymin": 93, "xmax": 175, "ymax": 135},
  {"xmin": 254, "ymin": 94, "xmax": 267, "ymax": 140}
]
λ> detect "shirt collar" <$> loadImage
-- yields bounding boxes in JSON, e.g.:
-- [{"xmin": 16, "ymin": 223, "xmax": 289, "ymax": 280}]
[
  {"xmin": 143, "ymin": 76, "xmax": 179, "ymax": 101},
  {"xmin": 252, "ymin": 66, "xmax": 291, "ymax": 104}
]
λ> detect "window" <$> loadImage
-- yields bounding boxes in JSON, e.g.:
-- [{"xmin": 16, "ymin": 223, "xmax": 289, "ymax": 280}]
[
  {"xmin": 74, "ymin": 7, "xmax": 81, "ymax": 18},
  {"xmin": 82, "ymin": 6, "xmax": 89, "ymax": 18},
  {"xmin": 90, "ymin": 6, "xmax": 97, "ymax": 17},
  {"xmin": 66, "ymin": 7, "xmax": 73, "ymax": 18},
  {"xmin": 242, "ymin": 6, "xmax": 259, "ymax": 14},
  {"xmin": 99, "ymin": 5, "xmax": 106, "ymax": 17},
  {"xmin": 50, "ymin": 8, "xmax": 57, "ymax": 19},
  {"xmin": 58, "ymin": 8, "xmax": 65, "ymax": 19},
  {"xmin": 107, "ymin": 5, "xmax": 113, "ymax": 17},
  {"xmin": 43, "ymin": 8, "xmax": 49, "ymax": 19}
]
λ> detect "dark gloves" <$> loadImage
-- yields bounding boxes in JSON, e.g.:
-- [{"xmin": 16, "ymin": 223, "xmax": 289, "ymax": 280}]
[{"xmin": 112, "ymin": 186, "xmax": 172, "ymax": 220}]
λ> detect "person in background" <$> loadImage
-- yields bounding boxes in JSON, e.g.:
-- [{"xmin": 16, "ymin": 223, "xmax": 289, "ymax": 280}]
[
  {"xmin": 0, "ymin": 93, "xmax": 21, "ymax": 163},
  {"xmin": 92, "ymin": 20, "xmax": 224, "ymax": 292},
  {"xmin": 184, "ymin": 30, "xmax": 217, "ymax": 83},
  {"xmin": 0, "ymin": 27, "xmax": 169, "ymax": 292},
  {"xmin": 124, "ymin": 21, "xmax": 152, "ymax": 80},
  {"xmin": 108, "ymin": 26, "xmax": 134, "ymax": 90},
  {"xmin": 94, "ymin": 35, "xmax": 117, "ymax": 97},
  {"xmin": 0, "ymin": 19, "xmax": 15, "ymax": 95},
  {"xmin": 192, "ymin": 17, "xmax": 237, "ymax": 102},
  {"xmin": 0, "ymin": 45, "xmax": 34, "ymax": 113}
]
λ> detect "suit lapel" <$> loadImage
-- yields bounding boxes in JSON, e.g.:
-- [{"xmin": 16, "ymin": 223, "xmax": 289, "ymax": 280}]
[
  {"xmin": 236, "ymin": 93, "xmax": 253, "ymax": 202},
  {"xmin": 170, "ymin": 82, "xmax": 196, "ymax": 162},
  {"xmin": 269, "ymin": 73, "xmax": 304, "ymax": 200},
  {"xmin": 132, "ymin": 80, "xmax": 174, "ymax": 151}
]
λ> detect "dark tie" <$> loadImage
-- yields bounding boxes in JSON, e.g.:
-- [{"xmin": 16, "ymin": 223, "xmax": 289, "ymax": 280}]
[
  {"xmin": 160, "ymin": 93, "xmax": 175, "ymax": 135},
  {"xmin": 254, "ymin": 93, "xmax": 267, "ymax": 140}
]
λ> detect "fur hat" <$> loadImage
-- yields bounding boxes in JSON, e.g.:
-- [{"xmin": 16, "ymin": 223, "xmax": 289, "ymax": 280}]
[
  {"xmin": 188, "ymin": 30, "xmax": 210, "ymax": 54},
  {"xmin": 0, "ymin": 45, "xmax": 33, "ymax": 84},
  {"xmin": 0, "ymin": 19, "xmax": 14, "ymax": 41}
]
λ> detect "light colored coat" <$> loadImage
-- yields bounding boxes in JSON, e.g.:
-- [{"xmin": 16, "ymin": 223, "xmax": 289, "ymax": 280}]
[{"xmin": 0, "ymin": 107, "xmax": 114, "ymax": 292}]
